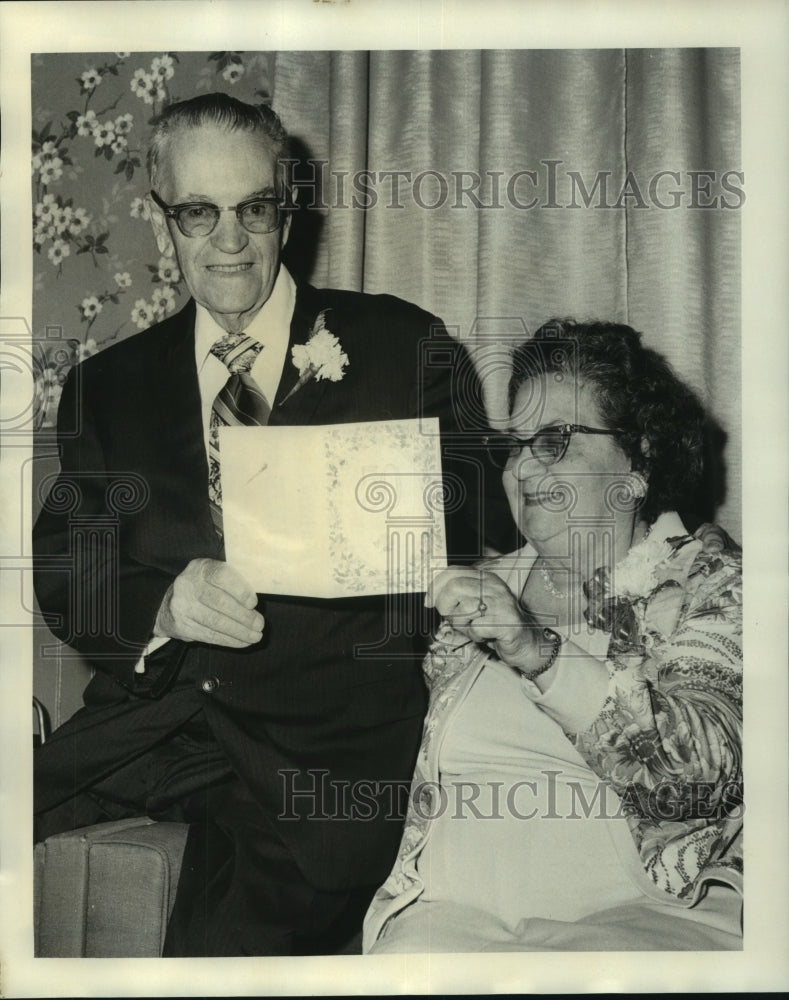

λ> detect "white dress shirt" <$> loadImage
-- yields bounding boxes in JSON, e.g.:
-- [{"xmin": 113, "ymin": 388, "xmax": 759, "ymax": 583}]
[
  {"xmin": 135, "ymin": 265, "xmax": 297, "ymax": 673},
  {"xmin": 194, "ymin": 264, "xmax": 296, "ymax": 454}
]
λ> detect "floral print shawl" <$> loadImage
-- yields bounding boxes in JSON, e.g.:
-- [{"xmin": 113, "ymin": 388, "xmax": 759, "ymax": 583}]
[{"xmin": 363, "ymin": 518, "xmax": 743, "ymax": 950}]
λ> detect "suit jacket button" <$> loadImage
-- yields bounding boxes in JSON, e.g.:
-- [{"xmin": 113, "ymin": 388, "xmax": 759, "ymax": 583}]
[{"xmin": 200, "ymin": 676, "xmax": 220, "ymax": 694}]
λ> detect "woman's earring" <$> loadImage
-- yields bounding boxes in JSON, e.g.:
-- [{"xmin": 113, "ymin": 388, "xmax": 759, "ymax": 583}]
[{"xmin": 628, "ymin": 470, "xmax": 648, "ymax": 499}]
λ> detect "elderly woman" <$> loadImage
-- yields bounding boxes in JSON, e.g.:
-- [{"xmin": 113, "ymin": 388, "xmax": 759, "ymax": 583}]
[{"xmin": 364, "ymin": 319, "xmax": 742, "ymax": 953}]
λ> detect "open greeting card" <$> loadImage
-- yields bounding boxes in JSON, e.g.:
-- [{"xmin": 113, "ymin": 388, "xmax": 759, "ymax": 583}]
[{"xmin": 220, "ymin": 419, "xmax": 448, "ymax": 598}]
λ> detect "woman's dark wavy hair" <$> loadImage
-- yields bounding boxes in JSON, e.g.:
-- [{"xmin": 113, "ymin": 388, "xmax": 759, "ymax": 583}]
[{"xmin": 508, "ymin": 319, "xmax": 707, "ymax": 525}]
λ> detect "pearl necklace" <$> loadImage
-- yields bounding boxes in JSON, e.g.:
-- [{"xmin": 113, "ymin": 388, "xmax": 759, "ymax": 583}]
[{"xmin": 538, "ymin": 562, "xmax": 567, "ymax": 600}]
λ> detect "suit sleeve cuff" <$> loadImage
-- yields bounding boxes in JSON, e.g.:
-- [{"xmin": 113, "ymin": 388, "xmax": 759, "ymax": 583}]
[
  {"xmin": 131, "ymin": 639, "xmax": 189, "ymax": 698},
  {"xmin": 519, "ymin": 641, "xmax": 610, "ymax": 733},
  {"xmin": 134, "ymin": 636, "xmax": 171, "ymax": 673}
]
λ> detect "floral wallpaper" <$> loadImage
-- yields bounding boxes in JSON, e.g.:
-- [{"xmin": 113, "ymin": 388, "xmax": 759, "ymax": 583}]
[{"xmin": 31, "ymin": 51, "xmax": 278, "ymax": 429}]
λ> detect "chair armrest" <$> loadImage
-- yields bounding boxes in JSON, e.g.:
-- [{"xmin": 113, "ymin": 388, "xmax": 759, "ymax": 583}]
[{"xmin": 35, "ymin": 817, "xmax": 188, "ymax": 957}]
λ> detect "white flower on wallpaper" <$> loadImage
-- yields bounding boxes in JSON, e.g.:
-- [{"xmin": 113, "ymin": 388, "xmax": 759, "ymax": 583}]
[
  {"xmin": 47, "ymin": 241, "xmax": 70, "ymax": 266},
  {"xmin": 156, "ymin": 255, "xmax": 180, "ymax": 284},
  {"xmin": 77, "ymin": 339, "xmax": 99, "ymax": 362},
  {"xmin": 115, "ymin": 113, "xmax": 134, "ymax": 136},
  {"xmin": 151, "ymin": 55, "xmax": 177, "ymax": 81},
  {"xmin": 222, "ymin": 63, "xmax": 246, "ymax": 84},
  {"xmin": 79, "ymin": 296, "xmax": 102, "ymax": 320},
  {"xmin": 32, "ymin": 50, "xmax": 274, "ymax": 429},
  {"xmin": 131, "ymin": 299, "xmax": 156, "ymax": 330},
  {"xmin": 93, "ymin": 121, "xmax": 116, "ymax": 148},
  {"xmin": 131, "ymin": 70, "xmax": 167, "ymax": 105},
  {"xmin": 150, "ymin": 286, "xmax": 177, "ymax": 317},
  {"xmin": 80, "ymin": 68, "xmax": 102, "ymax": 93},
  {"xmin": 129, "ymin": 196, "xmax": 151, "ymax": 220},
  {"xmin": 34, "ymin": 364, "xmax": 64, "ymax": 425},
  {"xmin": 69, "ymin": 207, "xmax": 91, "ymax": 235},
  {"xmin": 75, "ymin": 110, "xmax": 98, "ymax": 136},
  {"xmin": 34, "ymin": 193, "xmax": 57, "ymax": 221}
]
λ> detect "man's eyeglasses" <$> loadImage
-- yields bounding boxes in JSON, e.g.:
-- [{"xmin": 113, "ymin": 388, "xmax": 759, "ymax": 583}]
[
  {"xmin": 150, "ymin": 189, "xmax": 286, "ymax": 238},
  {"xmin": 483, "ymin": 424, "xmax": 621, "ymax": 469}
]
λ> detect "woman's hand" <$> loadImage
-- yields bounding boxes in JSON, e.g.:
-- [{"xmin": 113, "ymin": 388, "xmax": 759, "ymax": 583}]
[{"xmin": 426, "ymin": 567, "xmax": 545, "ymax": 673}]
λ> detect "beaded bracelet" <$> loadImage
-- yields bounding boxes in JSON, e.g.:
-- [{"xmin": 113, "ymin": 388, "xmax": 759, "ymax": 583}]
[{"xmin": 519, "ymin": 627, "xmax": 562, "ymax": 681}]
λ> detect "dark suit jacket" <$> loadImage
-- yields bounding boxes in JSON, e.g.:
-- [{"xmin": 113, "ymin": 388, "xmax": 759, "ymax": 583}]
[{"xmin": 33, "ymin": 282, "xmax": 496, "ymax": 889}]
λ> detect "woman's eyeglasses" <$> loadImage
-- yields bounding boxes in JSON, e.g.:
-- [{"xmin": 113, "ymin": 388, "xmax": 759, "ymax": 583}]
[
  {"xmin": 483, "ymin": 424, "xmax": 621, "ymax": 469},
  {"xmin": 150, "ymin": 189, "xmax": 286, "ymax": 238}
]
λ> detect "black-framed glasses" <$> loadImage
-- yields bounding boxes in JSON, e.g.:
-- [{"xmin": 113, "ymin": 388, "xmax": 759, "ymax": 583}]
[
  {"xmin": 150, "ymin": 189, "xmax": 285, "ymax": 237},
  {"xmin": 483, "ymin": 424, "xmax": 621, "ymax": 469}
]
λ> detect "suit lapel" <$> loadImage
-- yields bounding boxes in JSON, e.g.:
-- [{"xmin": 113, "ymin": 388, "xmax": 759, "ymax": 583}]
[
  {"xmin": 271, "ymin": 284, "xmax": 333, "ymax": 426},
  {"xmin": 153, "ymin": 300, "xmax": 202, "ymax": 460}
]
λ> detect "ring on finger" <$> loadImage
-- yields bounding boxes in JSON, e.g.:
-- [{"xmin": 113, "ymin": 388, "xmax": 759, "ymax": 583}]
[{"xmin": 446, "ymin": 599, "xmax": 487, "ymax": 625}]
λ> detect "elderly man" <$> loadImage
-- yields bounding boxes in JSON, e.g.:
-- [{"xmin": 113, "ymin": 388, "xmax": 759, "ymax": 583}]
[{"xmin": 33, "ymin": 93, "xmax": 498, "ymax": 955}]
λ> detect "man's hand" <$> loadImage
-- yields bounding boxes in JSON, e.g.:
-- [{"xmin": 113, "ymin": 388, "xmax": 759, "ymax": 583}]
[{"xmin": 153, "ymin": 558, "xmax": 265, "ymax": 647}]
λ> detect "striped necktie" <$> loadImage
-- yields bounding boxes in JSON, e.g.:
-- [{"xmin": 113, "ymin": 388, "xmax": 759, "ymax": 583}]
[{"xmin": 208, "ymin": 333, "xmax": 269, "ymax": 535}]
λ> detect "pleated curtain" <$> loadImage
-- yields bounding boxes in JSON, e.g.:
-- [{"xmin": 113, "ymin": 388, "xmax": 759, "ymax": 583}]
[{"xmin": 271, "ymin": 49, "xmax": 741, "ymax": 533}]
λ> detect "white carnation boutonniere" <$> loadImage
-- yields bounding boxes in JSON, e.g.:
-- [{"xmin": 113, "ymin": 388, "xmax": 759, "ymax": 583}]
[
  {"xmin": 610, "ymin": 535, "xmax": 675, "ymax": 599},
  {"xmin": 280, "ymin": 309, "xmax": 349, "ymax": 405},
  {"xmin": 584, "ymin": 534, "xmax": 676, "ymax": 651}
]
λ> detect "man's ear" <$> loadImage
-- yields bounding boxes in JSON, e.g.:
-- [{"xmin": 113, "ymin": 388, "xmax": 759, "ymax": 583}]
[
  {"xmin": 146, "ymin": 194, "xmax": 176, "ymax": 258},
  {"xmin": 280, "ymin": 204, "xmax": 293, "ymax": 252},
  {"xmin": 279, "ymin": 188, "xmax": 299, "ymax": 250}
]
